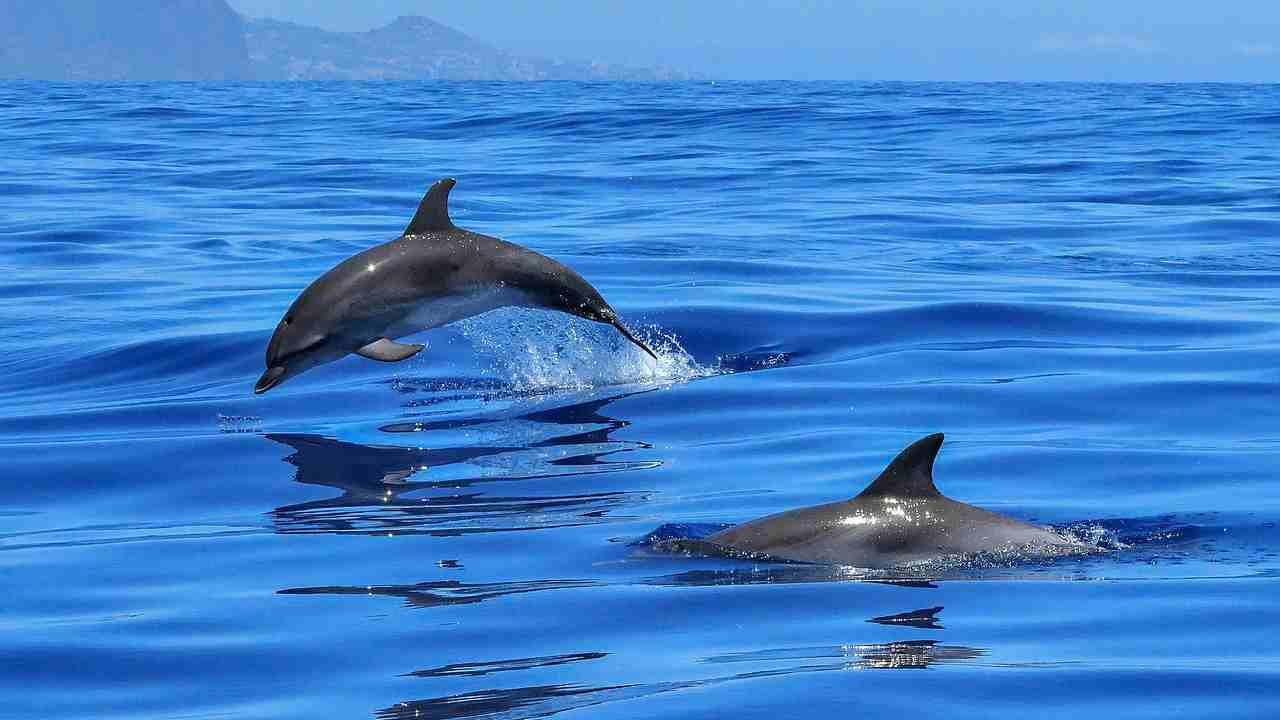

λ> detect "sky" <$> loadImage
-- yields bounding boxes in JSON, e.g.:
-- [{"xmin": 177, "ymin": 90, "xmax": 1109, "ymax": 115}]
[{"xmin": 228, "ymin": 1, "xmax": 1280, "ymax": 81}]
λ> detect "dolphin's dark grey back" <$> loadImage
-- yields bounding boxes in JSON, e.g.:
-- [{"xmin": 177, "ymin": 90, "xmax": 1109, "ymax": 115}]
[
  {"xmin": 855, "ymin": 433, "xmax": 945, "ymax": 499},
  {"xmin": 703, "ymin": 432, "xmax": 1091, "ymax": 567}
]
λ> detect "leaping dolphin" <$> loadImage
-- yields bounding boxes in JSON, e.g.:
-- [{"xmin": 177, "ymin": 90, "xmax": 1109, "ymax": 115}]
[
  {"xmin": 256, "ymin": 178, "xmax": 657, "ymax": 394},
  {"xmin": 705, "ymin": 433, "xmax": 1095, "ymax": 568}
]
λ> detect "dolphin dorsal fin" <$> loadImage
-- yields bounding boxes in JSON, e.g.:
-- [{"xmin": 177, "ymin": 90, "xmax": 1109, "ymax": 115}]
[
  {"xmin": 404, "ymin": 177, "xmax": 456, "ymax": 235},
  {"xmin": 856, "ymin": 433, "xmax": 945, "ymax": 499}
]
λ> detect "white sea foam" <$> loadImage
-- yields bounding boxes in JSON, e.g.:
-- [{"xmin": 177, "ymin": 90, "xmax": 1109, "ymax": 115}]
[{"xmin": 455, "ymin": 308, "xmax": 715, "ymax": 394}]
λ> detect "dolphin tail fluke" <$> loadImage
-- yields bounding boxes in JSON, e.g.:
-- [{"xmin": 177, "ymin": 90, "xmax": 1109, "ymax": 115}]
[{"xmin": 610, "ymin": 319, "xmax": 659, "ymax": 360}]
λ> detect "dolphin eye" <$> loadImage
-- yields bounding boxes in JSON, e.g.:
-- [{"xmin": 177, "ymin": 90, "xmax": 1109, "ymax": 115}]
[{"xmin": 283, "ymin": 316, "xmax": 293, "ymax": 325}]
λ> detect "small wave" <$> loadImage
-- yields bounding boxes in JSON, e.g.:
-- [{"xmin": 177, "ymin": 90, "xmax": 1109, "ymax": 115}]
[
  {"xmin": 108, "ymin": 105, "xmax": 206, "ymax": 120},
  {"xmin": 1058, "ymin": 517, "xmax": 1220, "ymax": 551},
  {"xmin": 714, "ymin": 346, "xmax": 796, "ymax": 373},
  {"xmin": 1057, "ymin": 521, "xmax": 1130, "ymax": 551}
]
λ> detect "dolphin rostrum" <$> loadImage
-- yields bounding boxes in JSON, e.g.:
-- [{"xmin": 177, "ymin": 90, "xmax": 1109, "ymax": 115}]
[
  {"xmin": 256, "ymin": 178, "xmax": 656, "ymax": 393},
  {"xmin": 705, "ymin": 433, "xmax": 1094, "ymax": 568}
]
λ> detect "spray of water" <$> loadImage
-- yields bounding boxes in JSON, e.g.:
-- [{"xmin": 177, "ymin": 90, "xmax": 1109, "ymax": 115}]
[{"xmin": 455, "ymin": 308, "xmax": 714, "ymax": 394}]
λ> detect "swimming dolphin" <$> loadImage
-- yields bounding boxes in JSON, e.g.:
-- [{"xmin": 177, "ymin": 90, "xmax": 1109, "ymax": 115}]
[
  {"xmin": 705, "ymin": 433, "xmax": 1094, "ymax": 568},
  {"xmin": 255, "ymin": 178, "xmax": 656, "ymax": 394}
]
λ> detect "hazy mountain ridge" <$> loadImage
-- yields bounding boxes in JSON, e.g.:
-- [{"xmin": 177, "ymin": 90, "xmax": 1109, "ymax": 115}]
[
  {"xmin": 242, "ymin": 15, "xmax": 695, "ymax": 81},
  {"xmin": 0, "ymin": 0, "xmax": 692, "ymax": 81},
  {"xmin": 0, "ymin": 0, "xmax": 250, "ymax": 81}
]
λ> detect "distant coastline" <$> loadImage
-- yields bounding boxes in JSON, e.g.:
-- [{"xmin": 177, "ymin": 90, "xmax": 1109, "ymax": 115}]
[
  {"xmin": 241, "ymin": 15, "xmax": 696, "ymax": 81},
  {"xmin": 0, "ymin": 0, "xmax": 695, "ymax": 81}
]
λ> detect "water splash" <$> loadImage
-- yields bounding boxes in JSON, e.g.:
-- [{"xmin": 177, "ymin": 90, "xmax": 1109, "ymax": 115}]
[
  {"xmin": 1057, "ymin": 521, "xmax": 1131, "ymax": 551},
  {"xmin": 455, "ymin": 308, "xmax": 714, "ymax": 394},
  {"xmin": 216, "ymin": 414, "xmax": 263, "ymax": 433}
]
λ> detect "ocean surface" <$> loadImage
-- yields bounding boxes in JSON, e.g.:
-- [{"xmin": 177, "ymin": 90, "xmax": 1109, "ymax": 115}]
[{"xmin": 2, "ymin": 81, "xmax": 1279, "ymax": 719}]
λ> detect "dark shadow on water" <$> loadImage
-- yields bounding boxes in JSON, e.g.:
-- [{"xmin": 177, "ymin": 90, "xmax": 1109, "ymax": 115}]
[
  {"xmin": 701, "ymin": 639, "xmax": 984, "ymax": 669},
  {"xmin": 376, "ymin": 684, "xmax": 638, "ymax": 720},
  {"xmin": 268, "ymin": 433, "xmax": 517, "ymax": 499},
  {"xmin": 868, "ymin": 606, "xmax": 945, "ymax": 630},
  {"xmin": 644, "ymin": 566, "xmax": 940, "ymax": 588},
  {"xmin": 379, "ymin": 390, "xmax": 644, "ymax": 440},
  {"xmin": 378, "ymin": 640, "xmax": 985, "ymax": 719},
  {"xmin": 266, "ymin": 392, "xmax": 660, "ymax": 536},
  {"xmin": 403, "ymin": 652, "xmax": 608, "ymax": 679},
  {"xmin": 277, "ymin": 578, "xmax": 600, "ymax": 610}
]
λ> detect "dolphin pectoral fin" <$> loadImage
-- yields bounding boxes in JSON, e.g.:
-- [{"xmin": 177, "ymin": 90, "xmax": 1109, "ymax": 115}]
[{"xmin": 355, "ymin": 338, "xmax": 425, "ymax": 362}]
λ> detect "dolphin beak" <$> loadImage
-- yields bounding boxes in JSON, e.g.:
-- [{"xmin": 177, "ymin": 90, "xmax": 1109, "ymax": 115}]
[
  {"xmin": 254, "ymin": 366, "xmax": 286, "ymax": 394},
  {"xmin": 609, "ymin": 319, "xmax": 658, "ymax": 360}
]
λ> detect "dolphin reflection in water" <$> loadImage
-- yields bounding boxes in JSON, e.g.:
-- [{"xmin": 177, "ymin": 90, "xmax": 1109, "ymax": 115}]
[
  {"xmin": 375, "ymin": 630, "xmax": 983, "ymax": 720},
  {"xmin": 265, "ymin": 392, "xmax": 658, "ymax": 536}
]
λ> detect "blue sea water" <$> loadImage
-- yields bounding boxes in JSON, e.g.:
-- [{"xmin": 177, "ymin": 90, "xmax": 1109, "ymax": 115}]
[{"xmin": 2, "ymin": 81, "xmax": 1279, "ymax": 718}]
